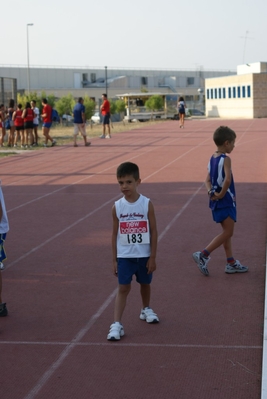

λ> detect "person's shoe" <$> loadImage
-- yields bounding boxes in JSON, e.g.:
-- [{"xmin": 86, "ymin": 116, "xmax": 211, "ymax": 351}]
[
  {"xmin": 43, "ymin": 144, "xmax": 48, "ymax": 147},
  {"xmin": 0, "ymin": 303, "xmax": 8, "ymax": 317},
  {"xmin": 13, "ymin": 144, "xmax": 17, "ymax": 148},
  {"xmin": 85, "ymin": 142, "xmax": 91, "ymax": 146},
  {"xmin": 225, "ymin": 260, "xmax": 248, "ymax": 274},
  {"xmin": 106, "ymin": 135, "xmax": 111, "ymax": 139},
  {"xmin": 24, "ymin": 145, "xmax": 28, "ymax": 149},
  {"xmin": 193, "ymin": 251, "xmax": 210, "ymax": 276},
  {"xmin": 0, "ymin": 262, "xmax": 5, "ymax": 270},
  {"xmin": 99, "ymin": 135, "xmax": 105, "ymax": 139},
  {"xmin": 51, "ymin": 139, "xmax": 57, "ymax": 147},
  {"xmin": 140, "ymin": 307, "xmax": 159, "ymax": 323},
  {"xmin": 107, "ymin": 322, "xmax": 124, "ymax": 341}
]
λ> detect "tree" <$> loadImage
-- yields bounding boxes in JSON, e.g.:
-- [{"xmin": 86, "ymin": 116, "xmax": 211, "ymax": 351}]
[
  {"xmin": 109, "ymin": 100, "xmax": 117, "ymax": 115},
  {"xmin": 55, "ymin": 94, "xmax": 75, "ymax": 116},
  {"xmin": 145, "ymin": 95, "xmax": 164, "ymax": 111},
  {"xmin": 83, "ymin": 96, "xmax": 95, "ymax": 120},
  {"xmin": 115, "ymin": 100, "xmax": 125, "ymax": 114}
]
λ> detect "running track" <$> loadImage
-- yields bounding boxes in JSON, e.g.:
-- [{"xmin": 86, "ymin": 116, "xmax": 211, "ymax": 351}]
[{"xmin": 0, "ymin": 118, "xmax": 266, "ymax": 399}]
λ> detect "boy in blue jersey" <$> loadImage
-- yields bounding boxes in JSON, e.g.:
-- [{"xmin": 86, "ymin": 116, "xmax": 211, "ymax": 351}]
[
  {"xmin": 107, "ymin": 162, "xmax": 159, "ymax": 341},
  {"xmin": 193, "ymin": 126, "xmax": 248, "ymax": 276}
]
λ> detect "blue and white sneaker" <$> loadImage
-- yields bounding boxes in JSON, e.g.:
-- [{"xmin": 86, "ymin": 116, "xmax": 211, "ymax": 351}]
[
  {"xmin": 107, "ymin": 322, "xmax": 124, "ymax": 341},
  {"xmin": 140, "ymin": 307, "xmax": 159, "ymax": 323},
  {"xmin": 193, "ymin": 251, "xmax": 210, "ymax": 276},
  {"xmin": 225, "ymin": 260, "xmax": 248, "ymax": 274}
]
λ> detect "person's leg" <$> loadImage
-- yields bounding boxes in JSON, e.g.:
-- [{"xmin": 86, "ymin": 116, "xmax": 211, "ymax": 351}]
[
  {"xmin": 25, "ymin": 129, "xmax": 29, "ymax": 146},
  {"xmin": 43, "ymin": 126, "xmax": 48, "ymax": 145},
  {"xmin": 29, "ymin": 128, "xmax": 34, "ymax": 145},
  {"xmin": 140, "ymin": 284, "xmax": 151, "ymax": 308},
  {"xmin": 114, "ymin": 284, "xmax": 131, "ymax": 322},
  {"xmin": 73, "ymin": 124, "xmax": 78, "ymax": 146},
  {"xmin": 205, "ymin": 217, "xmax": 234, "ymax": 254}
]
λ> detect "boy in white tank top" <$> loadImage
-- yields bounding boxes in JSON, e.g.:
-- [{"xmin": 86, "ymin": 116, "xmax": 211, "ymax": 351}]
[{"xmin": 107, "ymin": 162, "xmax": 159, "ymax": 341}]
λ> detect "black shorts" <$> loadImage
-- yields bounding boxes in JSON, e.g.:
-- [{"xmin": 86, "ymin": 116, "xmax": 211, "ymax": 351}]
[
  {"xmin": 24, "ymin": 121, "xmax": 33, "ymax": 129},
  {"xmin": 15, "ymin": 125, "xmax": 24, "ymax": 131},
  {"xmin": 103, "ymin": 114, "xmax": 110, "ymax": 125}
]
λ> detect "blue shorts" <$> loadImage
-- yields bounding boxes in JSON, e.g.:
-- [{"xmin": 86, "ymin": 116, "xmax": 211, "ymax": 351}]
[
  {"xmin": 33, "ymin": 123, "xmax": 39, "ymax": 127},
  {"xmin": 0, "ymin": 233, "xmax": 7, "ymax": 263},
  {"xmin": 103, "ymin": 114, "xmax": 110, "ymax": 125},
  {"xmin": 117, "ymin": 257, "xmax": 152, "ymax": 285},
  {"xmin": 43, "ymin": 122, "xmax": 52, "ymax": 128},
  {"xmin": 212, "ymin": 207, "xmax": 236, "ymax": 223}
]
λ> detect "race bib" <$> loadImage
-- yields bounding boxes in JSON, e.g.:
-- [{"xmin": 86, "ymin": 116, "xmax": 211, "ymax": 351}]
[{"xmin": 119, "ymin": 220, "xmax": 150, "ymax": 245}]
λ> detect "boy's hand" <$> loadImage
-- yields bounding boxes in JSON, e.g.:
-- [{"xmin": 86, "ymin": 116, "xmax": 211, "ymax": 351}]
[
  {"xmin": 112, "ymin": 260, "xmax": 118, "ymax": 277},
  {"xmin": 146, "ymin": 257, "xmax": 156, "ymax": 274}
]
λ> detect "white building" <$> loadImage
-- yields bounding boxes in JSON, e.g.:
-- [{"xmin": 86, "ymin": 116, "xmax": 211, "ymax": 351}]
[{"xmin": 205, "ymin": 62, "xmax": 267, "ymax": 118}]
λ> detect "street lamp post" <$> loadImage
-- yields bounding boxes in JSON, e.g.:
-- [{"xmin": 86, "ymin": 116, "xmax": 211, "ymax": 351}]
[
  {"xmin": 105, "ymin": 66, "xmax": 108, "ymax": 97},
  {"xmin": 27, "ymin": 23, "xmax": 34, "ymax": 94}
]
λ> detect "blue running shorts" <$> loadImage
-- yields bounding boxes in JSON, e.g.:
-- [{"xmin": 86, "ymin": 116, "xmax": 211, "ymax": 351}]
[
  {"xmin": 117, "ymin": 257, "xmax": 152, "ymax": 285},
  {"xmin": 212, "ymin": 207, "xmax": 236, "ymax": 223}
]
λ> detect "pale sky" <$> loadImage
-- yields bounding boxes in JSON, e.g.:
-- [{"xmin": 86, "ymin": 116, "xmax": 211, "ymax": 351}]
[{"xmin": 1, "ymin": 0, "xmax": 266, "ymax": 71}]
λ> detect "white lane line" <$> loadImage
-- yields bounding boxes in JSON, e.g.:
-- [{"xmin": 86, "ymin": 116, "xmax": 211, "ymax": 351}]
[
  {"xmin": 0, "ymin": 341, "xmax": 261, "ymax": 349},
  {"xmin": 22, "ymin": 181, "xmax": 204, "ymax": 399}
]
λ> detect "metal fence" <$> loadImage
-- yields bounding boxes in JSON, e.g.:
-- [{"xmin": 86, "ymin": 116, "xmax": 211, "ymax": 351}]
[{"xmin": 0, "ymin": 77, "xmax": 17, "ymax": 105}]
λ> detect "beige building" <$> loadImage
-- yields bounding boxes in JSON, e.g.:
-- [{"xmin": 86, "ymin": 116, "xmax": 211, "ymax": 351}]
[{"xmin": 205, "ymin": 62, "xmax": 267, "ymax": 118}]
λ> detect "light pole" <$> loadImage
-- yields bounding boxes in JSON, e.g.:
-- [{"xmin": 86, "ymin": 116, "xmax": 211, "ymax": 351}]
[
  {"xmin": 27, "ymin": 23, "xmax": 34, "ymax": 94},
  {"xmin": 105, "ymin": 66, "xmax": 108, "ymax": 97}
]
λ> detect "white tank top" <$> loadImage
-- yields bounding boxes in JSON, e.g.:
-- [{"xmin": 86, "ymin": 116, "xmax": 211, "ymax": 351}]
[
  {"xmin": 0, "ymin": 183, "xmax": 9, "ymax": 234},
  {"xmin": 115, "ymin": 194, "xmax": 150, "ymax": 258}
]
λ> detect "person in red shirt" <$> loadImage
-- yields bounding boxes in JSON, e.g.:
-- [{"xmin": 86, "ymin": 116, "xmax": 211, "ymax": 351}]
[
  {"xmin": 100, "ymin": 93, "xmax": 111, "ymax": 139},
  {"xmin": 12, "ymin": 104, "xmax": 24, "ymax": 147},
  {"xmin": 22, "ymin": 102, "xmax": 34, "ymax": 148},
  {"xmin": 41, "ymin": 98, "xmax": 56, "ymax": 147}
]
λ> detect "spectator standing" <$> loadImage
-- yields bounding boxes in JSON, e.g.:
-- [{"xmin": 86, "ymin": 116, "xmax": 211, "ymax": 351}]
[
  {"xmin": 22, "ymin": 102, "xmax": 34, "ymax": 148},
  {"xmin": 12, "ymin": 104, "xmax": 24, "ymax": 147},
  {"xmin": 41, "ymin": 98, "xmax": 56, "ymax": 147},
  {"xmin": 72, "ymin": 97, "xmax": 91, "ymax": 147},
  {"xmin": 6, "ymin": 99, "xmax": 16, "ymax": 147},
  {"xmin": 177, "ymin": 96, "xmax": 186, "ymax": 128},
  {"xmin": 100, "ymin": 93, "xmax": 111, "ymax": 139},
  {"xmin": 0, "ymin": 104, "xmax": 6, "ymax": 147},
  {"xmin": 31, "ymin": 100, "xmax": 40, "ymax": 146}
]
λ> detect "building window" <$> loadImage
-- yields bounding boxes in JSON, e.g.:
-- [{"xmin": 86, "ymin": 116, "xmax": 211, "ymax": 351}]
[
  {"xmin": 141, "ymin": 77, "xmax": 148, "ymax": 85},
  {"xmin": 228, "ymin": 87, "xmax": 231, "ymax": 98},
  {"xmin": 247, "ymin": 85, "xmax": 251, "ymax": 97},
  {"xmin": 223, "ymin": 88, "xmax": 226, "ymax": 98},
  {"xmin": 207, "ymin": 89, "xmax": 210, "ymax": 99},
  {"xmin": 214, "ymin": 88, "xmax": 217, "ymax": 99},
  {"xmin": 242, "ymin": 86, "xmax": 246, "ymax": 97},
  {"xmin": 187, "ymin": 77, "xmax": 194, "ymax": 85},
  {"xmin": 211, "ymin": 89, "xmax": 213, "ymax": 99},
  {"xmin": 90, "ymin": 73, "xmax": 96, "ymax": 83},
  {"xmin": 237, "ymin": 86, "xmax": 241, "ymax": 98},
  {"xmin": 218, "ymin": 88, "xmax": 221, "ymax": 99},
  {"xmin": 233, "ymin": 87, "xmax": 236, "ymax": 98}
]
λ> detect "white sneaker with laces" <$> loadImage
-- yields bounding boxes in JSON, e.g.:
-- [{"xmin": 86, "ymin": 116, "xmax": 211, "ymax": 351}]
[
  {"xmin": 107, "ymin": 322, "xmax": 124, "ymax": 341},
  {"xmin": 192, "ymin": 251, "xmax": 210, "ymax": 276},
  {"xmin": 225, "ymin": 260, "xmax": 248, "ymax": 274},
  {"xmin": 140, "ymin": 307, "xmax": 159, "ymax": 323}
]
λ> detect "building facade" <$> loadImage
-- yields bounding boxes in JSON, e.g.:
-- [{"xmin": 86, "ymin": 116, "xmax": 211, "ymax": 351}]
[
  {"xmin": 0, "ymin": 65, "xmax": 234, "ymax": 110},
  {"xmin": 205, "ymin": 62, "xmax": 267, "ymax": 118}
]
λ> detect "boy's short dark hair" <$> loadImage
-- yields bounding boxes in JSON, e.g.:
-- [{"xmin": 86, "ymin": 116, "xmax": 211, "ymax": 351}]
[
  {"xmin": 117, "ymin": 162, "xmax": 140, "ymax": 180},
  {"xmin": 213, "ymin": 126, "xmax": 236, "ymax": 146},
  {"xmin": 42, "ymin": 98, "xmax": 48, "ymax": 104}
]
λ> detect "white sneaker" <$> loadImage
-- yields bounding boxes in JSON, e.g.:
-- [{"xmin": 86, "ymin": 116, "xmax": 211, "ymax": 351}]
[
  {"xmin": 99, "ymin": 135, "xmax": 105, "ymax": 139},
  {"xmin": 107, "ymin": 322, "xmax": 124, "ymax": 341},
  {"xmin": 0, "ymin": 262, "xmax": 4, "ymax": 270},
  {"xmin": 140, "ymin": 307, "xmax": 159, "ymax": 323},
  {"xmin": 51, "ymin": 139, "xmax": 57, "ymax": 147},
  {"xmin": 193, "ymin": 251, "xmax": 210, "ymax": 276},
  {"xmin": 106, "ymin": 135, "xmax": 111, "ymax": 139},
  {"xmin": 225, "ymin": 260, "xmax": 248, "ymax": 274}
]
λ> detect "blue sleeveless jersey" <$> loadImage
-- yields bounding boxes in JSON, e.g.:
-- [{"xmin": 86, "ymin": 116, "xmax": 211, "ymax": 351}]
[{"xmin": 208, "ymin": 154, "xmax": 236, "ymax": 210}]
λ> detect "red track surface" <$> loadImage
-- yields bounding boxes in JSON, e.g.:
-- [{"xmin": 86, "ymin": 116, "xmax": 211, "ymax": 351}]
[{"xmin": 0, "ymin": 118, "xmax": 266, "ymax": 399}]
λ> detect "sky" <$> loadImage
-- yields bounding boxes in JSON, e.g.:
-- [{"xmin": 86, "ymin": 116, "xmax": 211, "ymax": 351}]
[{"xmin": 1, "ymin": 0, "xmax": 266, "ymax": 72}]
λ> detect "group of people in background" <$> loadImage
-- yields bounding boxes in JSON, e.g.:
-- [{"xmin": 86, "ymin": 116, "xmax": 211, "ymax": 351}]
[{"xmin": 0, "ymin": 98, "xmax": 56, "ymax": 148}]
